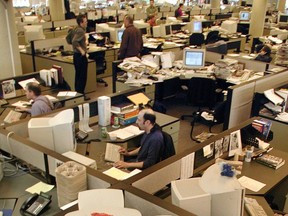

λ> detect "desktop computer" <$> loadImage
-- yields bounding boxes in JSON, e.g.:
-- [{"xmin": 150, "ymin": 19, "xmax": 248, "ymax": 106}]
[
  {"xmin": 28, "ymin": 109, "xmax": 76, "ymax": 154},
  {"xmin": 98, "ymin": 96, "xmax": 111, "ymax": 126}
]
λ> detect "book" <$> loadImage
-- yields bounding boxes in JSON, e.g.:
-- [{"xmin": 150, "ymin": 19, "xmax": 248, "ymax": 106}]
[
  {"xmin": 252, "ymin": 119, "xmax": 272, "ymax": 140},
  {"xmin": 111, "ymin": 102, "xmax": 134, "ymax": 113},
  {"xmin": 52, "ymin": 65, "xmax": 63, "ymax": 85},
  {"xmin": 119, "ymin": 115, "xmax": 138, "ymax": 126},
  {"xmin": 115, "ymin": 108, "xmax": 139, "ymax": 119},
  {"xmin": 255, "ymin": 154, "xmax": 285, "ymax": 170}
]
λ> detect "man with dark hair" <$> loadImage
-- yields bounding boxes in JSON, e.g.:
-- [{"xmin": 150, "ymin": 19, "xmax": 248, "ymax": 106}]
[
  {"xmin": 118, "ymin": 15, "xmax": 143, "ymax": 60},
  {"xmin": 175, "ymin": 3, "xmax": 184, "ymax": 18},
  {"xmin": 255, "ymin": 45, "xmax": 272, "ymax": 63},
  {"xmin": 72, "ymin": 14, "xmax": 90, "ymax": 101},
  {"xmin": 146, "ymin": 0, "xmax": 158, "ymax": 18},
  {"xmin": 17, "ymin": 82, "xmax": 54, "ymax": 116},
  {"xmin": 115, "ymin": 108, "xmax": 164, "ymax": 169}
]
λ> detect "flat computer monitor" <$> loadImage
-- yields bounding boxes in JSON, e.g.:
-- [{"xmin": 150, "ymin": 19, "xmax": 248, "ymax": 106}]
[
  {"xmin": 24, "ymin": 25, "xmax": 45, "ymax": 44},
  {"xmin": 192, "ymin": 20, "xmax": 202, "ymax": 33},
  {"xmin": 278, "ymin": 14, "xmax": 288, "ymax": 24},
  {"xmin": 28, "ymin": 109, "xmax": 76, "ymax": 154},
  {"xmin": 183, "ymin": 48, "xmax": 206, "ymax": 69},
  {"xmin": 239, "ymin": 11, "xmax": 250, "ymax": 21}
]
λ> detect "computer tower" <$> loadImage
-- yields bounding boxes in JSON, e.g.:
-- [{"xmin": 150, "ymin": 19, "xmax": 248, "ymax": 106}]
[{"xmin": 98, "ymin": 96, "xmax": 111, "ymax": 126}]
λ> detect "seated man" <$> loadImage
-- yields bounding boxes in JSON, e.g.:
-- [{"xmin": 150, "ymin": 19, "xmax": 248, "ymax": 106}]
[
  {"xmin": 115, "ymin": 108, "xmax": 164, "ymax": 170},
  {"xmin": 255, "ymin": 45, "xmax": 272, "ymax": 63},
  {"xmin": 17, "ymin": 82, "xmax": 54, "ymax": 116}
]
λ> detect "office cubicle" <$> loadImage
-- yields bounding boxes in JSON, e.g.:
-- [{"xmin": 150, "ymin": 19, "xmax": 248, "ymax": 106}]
[{"xmin": 224, "ymin": 67, "xmax": 288, "ymax": 129}]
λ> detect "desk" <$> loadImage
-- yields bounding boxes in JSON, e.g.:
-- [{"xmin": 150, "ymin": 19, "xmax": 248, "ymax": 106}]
[
  {"xmin": 239, "ymin": 149, "xmax": 288, "ymax": 196},
  {"xmin": 0, "ymin": 165, "xmax": 60, "ymax": 216}
]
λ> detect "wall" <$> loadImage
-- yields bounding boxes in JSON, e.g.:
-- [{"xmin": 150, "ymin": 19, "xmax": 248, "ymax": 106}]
[{"xmin": 0, "ymin": 0, "xmax": 22, "ymax": 79}]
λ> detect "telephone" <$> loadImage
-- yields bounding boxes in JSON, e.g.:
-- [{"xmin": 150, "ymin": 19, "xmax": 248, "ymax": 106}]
[{"xmin": 20, "ymin": 192, "xmax": 51, "ymax": 216}]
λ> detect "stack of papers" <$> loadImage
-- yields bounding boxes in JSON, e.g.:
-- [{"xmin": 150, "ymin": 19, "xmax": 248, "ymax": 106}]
[
  {"xmin": 109, "ymin": 125, "xmax": 144, "ymax": 140},
  {"xmin": 103, "ymin": 167, "xmax": 141, "ymax": 180}
]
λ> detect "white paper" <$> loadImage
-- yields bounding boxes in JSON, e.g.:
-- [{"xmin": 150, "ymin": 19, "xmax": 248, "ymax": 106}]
[
  {"xmin": 11, "ymin": 100, "xmax": 31, "ymax": 107},
  {"xmin": 180, "ymin": 152, "xmax": 195, "ymax": 179},
  {"xmin": 25, "ymin": 181, "xmax": 54, "ymax": 194},
  {"xmin": 109, "ymin": 126, "xmax": 144, "ymax": 140},
  {"xmin": 57, "ymin": 91, "xmax": 77, "ymax": 97},
  {"xmin": 18, "ymin": 78, "xmax": 39, "ymax": 89},
  {"xmin": 2, "ymin": 79, "xmax": 16, "ymax": 99},
  {"xmin": 238, "ymin": 176, "xmax": 266, "ymax": 192},
  {"xmin": 203, "ymin": 143, "xmax": 214, "ymax": 158},
  {"xmin": 228, "ymin": 130, "xmax": 242, "ymax": 157},
  {"xmin": 45, "ymin": 95, "xmax": 58, "ymax": 102},
  {"xmin": 103, "ymin": 167, "xmax": 141, "ymax": 180},
  {"xmin": 264, "ymin": 89, "xmax": 284, "ymax": 105}
]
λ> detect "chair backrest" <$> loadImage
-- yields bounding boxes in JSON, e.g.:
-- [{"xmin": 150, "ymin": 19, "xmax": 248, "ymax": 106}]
[
  {"xmin": 187, "ymin": 77, "xmax": 217, "ymax": 109},
  {"xmin": 161, "ymin": 131, "xmax": 175, "ymax": 160},
  {"xmin": 189, "ymin": 33, "xmax": 205, "ymax": 46},
  {"xmin": 205, "ymin": 30, "xmax": 219, "ymax": 44},
  {"xmin": 78, "ymin": 189, "xmax": 124, "ymax": 212}
]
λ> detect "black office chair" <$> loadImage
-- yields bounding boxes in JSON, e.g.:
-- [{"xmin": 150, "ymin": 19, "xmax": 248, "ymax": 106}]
[
  {"xmin": 89, "ymin": 51, "xmax": 108, "ymax": 87},
  {"xmin": 205, "ymin": 30, "xmax": 220, "ymax": 44},
  {"xmin": 206, "ymin": 40, "xmax": 228, "ymax": 54},
  {"xmin": 189, "ymin": 33, "xmax": 205, "ymax": 47},
  {"xmin": 181, "ymin": 77, "xmax": 224, "ymax": 141}
]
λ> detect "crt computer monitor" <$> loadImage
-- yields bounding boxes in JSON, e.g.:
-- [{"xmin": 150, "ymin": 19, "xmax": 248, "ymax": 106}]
[
  {"xmin": 239, "ymin": 11, "xmax": 250, "ymax": 21},
  {"xmin": 23, "ymin": 25, "xmax": 45, "ymax": 44},
  {"xmin": 160, "ymin": 24, "xmax": 172, "ymax": 37},
  {"xmin": 183, "ymin": 48, "xmax": 206, "ymax": 69},
  {"xmin": 278, "ymin": 14, "xmax": 288, "ymax": 24},
  {"xmin": 28, "ymin": 109, "xmax": 76, "ymax": 154}
]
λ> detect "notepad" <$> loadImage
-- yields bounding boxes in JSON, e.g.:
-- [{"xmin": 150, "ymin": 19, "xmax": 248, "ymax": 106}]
[{"xmin": 103, "ymin": 167, "xmax": 141, "ymax": 180}]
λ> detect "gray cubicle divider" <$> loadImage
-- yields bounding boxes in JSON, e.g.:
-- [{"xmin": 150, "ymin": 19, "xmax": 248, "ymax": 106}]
[
  {"xmin": 226, "ymin": 55, "xmax": 268, "ymax": 72},
  {"xmin": 205, "ymin": 51, "xmax": 223, "ymax": 63},
  {"xmin": 224, "ymin": 68, "xmax": 288, "ymax": 130}
]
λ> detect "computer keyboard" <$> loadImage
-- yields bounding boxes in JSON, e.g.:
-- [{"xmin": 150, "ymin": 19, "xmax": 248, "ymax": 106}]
[
  {"xmin": 244, "ymin": 197, "xmax": 267, "ymax": 216},
  {"xmin": 105, "ymin": 143, "xmax": 121, "ymax": 163},
  {"xmin": 4, "ymin": 110, "xmax": 22, "ymax": 124}
]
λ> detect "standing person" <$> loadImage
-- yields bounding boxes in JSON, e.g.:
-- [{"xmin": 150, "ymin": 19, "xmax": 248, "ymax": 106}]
[
  {"xmin": 175, "ymin": 3, "xmax": 184, "ymax": 18},
  {"xmin": 147, "ymin": 15, "xmax": 157, "ymax": 26},
  {"xmin": 146, "ymin": 0, "xmax": 158, "ymax": 18},
  {"xmin": 118, "ymin": 15, "xmax": 143, "ymax": 60},
  {"xmin": 16, "ymin": 82, "xmax": 54, "ymax": 116},
  {"xmin": 115, "ymin": 109, "xmax": 164, "ymax": 170},
  {"xmin": 72, "ymin": 14, "xmax": 90, "ymax": 101}
]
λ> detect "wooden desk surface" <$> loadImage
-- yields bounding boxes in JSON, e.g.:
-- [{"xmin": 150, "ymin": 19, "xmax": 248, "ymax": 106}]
[{"xmin": 240, "ymin": 148, "xmax": 288, "ymax": 195}]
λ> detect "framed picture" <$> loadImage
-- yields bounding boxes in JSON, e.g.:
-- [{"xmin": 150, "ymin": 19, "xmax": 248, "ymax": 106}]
[
  {"xmin": 228, "ymin": 130, "xmax": 242, "ymax": 157},
  {"xmin": 238, "ymin": 62, "xmax": 245, "ymax": 70},
  {"xmin": 2, "ymin": 79, "xmax": 16, "ymax": 99}
]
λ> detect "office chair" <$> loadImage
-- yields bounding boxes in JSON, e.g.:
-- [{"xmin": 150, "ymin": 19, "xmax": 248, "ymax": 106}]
[
  {"xmin": 89, "ymin": 51, "xmax": 108, "ymax": 87},
  {"xmin": 189, "ymin": 33, "xmax": 205, "ymax": 47},
  {"xmin": 205, "ymin": 30, "xmax": 220, "ymax": 44},
  {"xmin": 181, "ymin": 77, "xmax": 224, "ymax": 141},
  {"xmin": 206, "ymin": 40, "xmax": 228, "ymax": 54}
]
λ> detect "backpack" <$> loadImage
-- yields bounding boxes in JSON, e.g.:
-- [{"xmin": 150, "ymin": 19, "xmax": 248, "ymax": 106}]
[{"xmin": 66, "ymin": 27, "xmax": 77, "ymax": 45}]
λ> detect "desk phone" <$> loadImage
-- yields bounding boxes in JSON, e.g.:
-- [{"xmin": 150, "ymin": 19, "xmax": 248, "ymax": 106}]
[{"xmin": 20, "ymin": 192, "xmax": 51, "ymax": 216}]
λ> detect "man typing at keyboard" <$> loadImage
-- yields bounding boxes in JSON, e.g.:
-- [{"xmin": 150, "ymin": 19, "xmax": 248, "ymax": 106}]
[
  {"xmin": 16, "ymin": 82, "xmax": 54, "ymax": 116},
  {"xmin": 115, "ymin": 108, "xmax": 164, "ymax": 170}
]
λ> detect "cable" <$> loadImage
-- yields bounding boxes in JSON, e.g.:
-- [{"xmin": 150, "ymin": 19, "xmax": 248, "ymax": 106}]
[{"xmin": 6, "ymin": 131, "xmax": 14, "ymax": 159}]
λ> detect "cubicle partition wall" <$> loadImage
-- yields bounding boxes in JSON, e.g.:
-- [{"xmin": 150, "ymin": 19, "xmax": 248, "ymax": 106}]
[{"xmin": 224, "ymin": 68, "xmax": 288, "ymax": 129}]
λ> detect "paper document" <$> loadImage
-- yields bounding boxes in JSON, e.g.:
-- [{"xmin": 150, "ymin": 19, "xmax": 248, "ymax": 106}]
[
  {"xmin": 180, "ymin": 152, "xmax": 195, "ymax": 179},
  {"xmin": 11, "ymin": 100, "xmax": 31, "ymax": 107},
  {"xmin": 18, "ymin": 78, "xmax": 39, "ymax": 89},
  {"xmin": 238, "ymin": 176, "xmax": 266, "ymax": 192},
  {"xmin": 45, "ymin": 95, "xmax": 58, "ymax": 102},
  {"xmin": 25, "ymin": 181, "xmax": 54, "ymax": 194},
  {"xmin": 264, "ymin": 89, "xmax": 284, "ymax": 105},
  {"xmin": 109, "ymin": 125, "xmax": 144, "ymax": 140},
  {"xmin": 57, "ymin": 91, "xmax": 77, "ymax": 97},
  {"xmin": 127, "ymin": 92, "xmax": 151, "ymax": 105},
  {"xmin": 103, "ymin": 167, "xmax": 141, "ymax": 180}
]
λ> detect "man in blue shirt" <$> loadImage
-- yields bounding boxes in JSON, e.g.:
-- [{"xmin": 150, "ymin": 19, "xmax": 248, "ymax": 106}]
[{"xmin": 115, "ymin": 108, "xmax": 164, "ymax": 169}]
